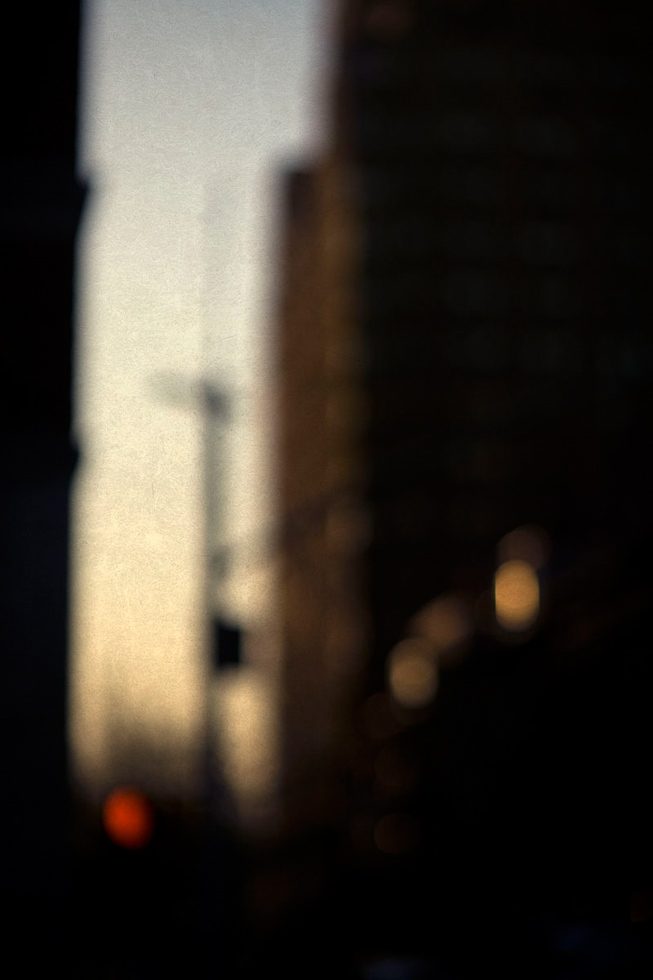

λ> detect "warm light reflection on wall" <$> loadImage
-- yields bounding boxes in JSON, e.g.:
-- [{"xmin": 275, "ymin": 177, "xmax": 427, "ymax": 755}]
[
  {"xmin": 494, "ymin": 558, "xmax": 540, "ymax": 632},
  {"xmin": 387, "ymin": 638, "xmax": 439, "ymax": 709}
]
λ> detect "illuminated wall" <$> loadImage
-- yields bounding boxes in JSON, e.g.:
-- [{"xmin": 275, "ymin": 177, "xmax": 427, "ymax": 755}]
[{"xmin": 276, "ymin": 154, "xmax": 367, "ymax": 831}]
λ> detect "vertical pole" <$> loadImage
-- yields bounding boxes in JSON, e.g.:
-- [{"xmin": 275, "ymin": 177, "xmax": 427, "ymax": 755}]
[
  {"xmin": 197, "ymin": 380, "xmax": 238, "ymax": 977},
  {"xmin": 201, "ymin": 381, "xmax": 227, "ymax": 814},
  {"xmin": 197, "ymin": 188, "xmax": 241, "ymax": 974}
]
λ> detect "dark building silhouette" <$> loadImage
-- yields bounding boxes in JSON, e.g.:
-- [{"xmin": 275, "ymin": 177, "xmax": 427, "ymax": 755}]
[
  {"xmin": 275, "ymin": 1, "xmax": 653, "ymax": 974},
  {"xmin": 337, "ymin": 0, "xmax": 652, "ymax": 670},
  {"xmin": 0, "ymin": 3, "xmax": 85, "ymax": 960}
]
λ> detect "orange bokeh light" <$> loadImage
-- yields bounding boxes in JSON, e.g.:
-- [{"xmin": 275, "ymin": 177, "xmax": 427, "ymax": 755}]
[{"xmin": 103, "ymin": 787, "xmax": 154, "ymax": 849}]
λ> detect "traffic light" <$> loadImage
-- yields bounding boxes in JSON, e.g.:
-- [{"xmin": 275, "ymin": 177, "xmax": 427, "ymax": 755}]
[
  {"xmin": 212, "ymin": 617, "xmax": 242, "ymax": 668},
  {"xmin": 103, "ymin": 787, "xmax": 154, "ymax": 849}
]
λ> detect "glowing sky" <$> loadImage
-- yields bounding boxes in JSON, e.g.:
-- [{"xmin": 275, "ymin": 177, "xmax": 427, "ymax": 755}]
[{"xmin": 72, "ymin": 0, "xmax": 326, "ymax": 796}]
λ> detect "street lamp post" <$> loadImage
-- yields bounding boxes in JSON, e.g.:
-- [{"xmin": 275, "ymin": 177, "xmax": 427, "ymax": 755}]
[{"xmin": 152, "ymin": 371, "xmax": 233, "ymax": 813}]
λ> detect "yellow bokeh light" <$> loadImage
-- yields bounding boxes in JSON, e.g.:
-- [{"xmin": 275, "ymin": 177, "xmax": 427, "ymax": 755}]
[
  {"xmin": 498, "ymin": 524, "xmax": 550, "ymax": 569},
  {"xmin": 494, "ymin": 559, "xmax": 540, "ymax": 632},
  {"xmin": 387, "ymin": 639, "xmax": 438, "ymax": 709},
  {"xmin": 408, "ymin": 594, "xmax": 472, "ymax": 663}
]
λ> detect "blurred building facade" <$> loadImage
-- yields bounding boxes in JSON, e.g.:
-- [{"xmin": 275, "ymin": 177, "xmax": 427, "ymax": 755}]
[
  {"xmin": 276, "ymin": 158, "xmax": 366, "ymax": 830},
  {"xmin": 275, "ymin": 0, "xmax": 652, "ymax": 970}
]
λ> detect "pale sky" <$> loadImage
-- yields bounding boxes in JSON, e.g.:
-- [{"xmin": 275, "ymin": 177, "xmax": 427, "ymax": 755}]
[{"xmin": 72, "ymin": 0, "xmax": 328, "ymax": 798}]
